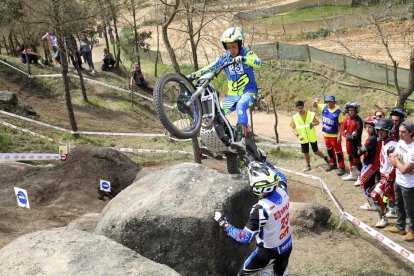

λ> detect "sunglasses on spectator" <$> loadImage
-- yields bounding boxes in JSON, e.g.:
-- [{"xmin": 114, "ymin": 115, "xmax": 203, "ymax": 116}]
[{"xmin": 375, "ymin": 114, "xmax": 382, "ymax": 118}]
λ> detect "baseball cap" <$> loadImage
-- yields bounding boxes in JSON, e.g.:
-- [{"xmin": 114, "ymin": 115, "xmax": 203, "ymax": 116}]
[{"xmin": 324, "ymin": 95, "xmax": 336, "ymax": 103}]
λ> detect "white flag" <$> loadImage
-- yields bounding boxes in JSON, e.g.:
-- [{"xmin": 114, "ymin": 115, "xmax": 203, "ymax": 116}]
[
  {"xmin": 100, "ymin": 180, "xmax": 111, "ymax": 192},
  {"xmin": 14, "ymin": 187, "xmax": 30, "ymax": 209}
]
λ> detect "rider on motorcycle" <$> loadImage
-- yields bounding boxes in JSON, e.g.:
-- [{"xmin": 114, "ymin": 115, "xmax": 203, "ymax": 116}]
[{"xmin": 190, "ymin": 27, "xmax": 262, "ymax": 152}]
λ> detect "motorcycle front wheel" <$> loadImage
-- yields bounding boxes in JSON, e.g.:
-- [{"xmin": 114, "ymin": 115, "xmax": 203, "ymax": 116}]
[{"xmin": 153, "ymin": 73, "xmax": 202, "ymax": 139}]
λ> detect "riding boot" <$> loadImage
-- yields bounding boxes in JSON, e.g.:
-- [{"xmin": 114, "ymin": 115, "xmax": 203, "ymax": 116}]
[{"xmin": 231, "ymin": 123, "xmax": 247, "ymax": 152}]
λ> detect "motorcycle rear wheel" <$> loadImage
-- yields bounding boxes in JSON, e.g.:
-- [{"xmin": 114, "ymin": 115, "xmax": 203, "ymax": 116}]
[
  {"xmin": 153, "ymin": 73, "xmax": 202, "ymax": 139},
  {"xmin": 225, "ymin": 152, "xmax": 240, "ymax": 174}
]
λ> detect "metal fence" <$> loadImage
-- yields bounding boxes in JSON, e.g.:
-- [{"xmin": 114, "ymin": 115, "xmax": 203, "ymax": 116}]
[{"xmin": 251, "ymin": 42, "xmax": 409, "ymax": 89}]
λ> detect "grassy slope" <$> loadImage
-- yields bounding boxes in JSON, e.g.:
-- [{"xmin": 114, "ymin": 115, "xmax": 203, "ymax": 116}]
[{"xmin": 258, "ymin": 5, "xmax": 367, "ymax": 24}]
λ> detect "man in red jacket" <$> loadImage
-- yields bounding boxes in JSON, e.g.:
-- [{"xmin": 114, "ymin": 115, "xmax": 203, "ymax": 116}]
[{"xmin": 341, "ymin": 102, "xmax": 364, "ymax": 182}]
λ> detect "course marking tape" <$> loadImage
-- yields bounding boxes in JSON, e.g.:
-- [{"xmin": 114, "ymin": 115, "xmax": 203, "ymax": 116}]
[
  {"xmin": 31, "ymin": 74, "xmax": 62, "ymax": 78},
  {"xmin": 72, "ymin": 130, "xmax": 165, "ymax": 137},
  {"xmin": 0, "ymin": 121, "xmax": 58, "ymax": 143},
  {"xmin": 258, "ymin": 142, "xmax": 301, "ymax": 149},
  {"xmin": 0, "ymin": 110, "xmax": 166, "ymax": 137},
  {"xmin": 0, "ymin": 59, "xmax": 29, "ymax": 76},
  {"xmin": 343, "ymin": 211, "xmax": 414, "ymax": 263},
  {"xmin": 114, "ymin": 147, "xmax": 192, "ymax": 155},
  {"xmin": 0, "ymin": 110, "xmax": 68, "ymax": 132},
  {"xmin": 0, "ymin": 153, "xmax": 61, "ymax": 161},
  {"xmin": 276, "ymin": 166, "xmax": 343, "ymax": 214}
]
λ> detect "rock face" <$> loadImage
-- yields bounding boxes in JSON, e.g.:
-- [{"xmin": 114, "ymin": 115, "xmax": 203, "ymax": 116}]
[
  {"xmin": 290, "ymin": 202, "xmax": 332, "ymax": 229},
  {"xmin": 0, "ymin": 227, "xmax": 180, "ymax": 275},
  {"xmin": 67, "ymin": 213, "xmax": 100, "ymax": 232},
  {"xmin": 0, "ymin": 91, "xmax": 18, "ymax": 106},
  {"xmin": 95, "ymin": 162, "xmax": 257, "ymax": 275}
]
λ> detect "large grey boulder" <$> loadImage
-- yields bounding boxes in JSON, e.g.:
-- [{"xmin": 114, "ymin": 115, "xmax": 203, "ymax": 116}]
[
  {"xmin": 290, "ymin": 202, "xmax": 332, "ymax": 229},
  {"xmin": 0, "ymin": 91, "xmax": 18, "ymax": 106},
  {"xmin": 0, "ymin": 227, "xmax": 180, "ymax": 275},
  {"xmin": 67, "ymin": 212, "xmax": 100, "ymax": 232},
  {"xmin": 95, "ymin": 162, "xmax": 256, "ymax": 275}
]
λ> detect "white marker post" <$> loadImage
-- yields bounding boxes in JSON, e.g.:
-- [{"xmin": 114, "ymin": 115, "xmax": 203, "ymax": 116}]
[
  {"xmin": 100, "ymin": 180, "xmax": 111, "ymax": 193},
  {"xmin": 14, "ymin": 187, "xmax": 30, "ymax": 209},
  {"xmin": 59, "ymin": 145, "xmax": 69, "ymax": 161}
]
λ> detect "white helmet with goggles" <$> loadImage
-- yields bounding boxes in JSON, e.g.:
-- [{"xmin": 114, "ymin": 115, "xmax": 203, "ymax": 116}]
[
  {"xmin": 248, "ymin": 161, "xmax": 280, "ymax": 196},
  {"xmin": 221, "ymin": 27, "xmax": 243, "ymax": 50}
]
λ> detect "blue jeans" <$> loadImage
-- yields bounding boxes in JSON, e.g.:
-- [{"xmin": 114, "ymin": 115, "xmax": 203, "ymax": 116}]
[
  {"xmin": 83, "ymin": 50, "xmax": 94, "ymax": 70},
  {"xmin": 394, "ymin": 182, "xmax": 414, "ymax": 232}
]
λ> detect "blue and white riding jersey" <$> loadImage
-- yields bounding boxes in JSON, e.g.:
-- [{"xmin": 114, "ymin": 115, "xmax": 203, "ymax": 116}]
[
  {"xmin": 225, "ymin": 181, "xmax": 292, "ymax": 253},
  {"xmin": 195, "ymin": 48, "xmax": 262, "ymax": 97}
]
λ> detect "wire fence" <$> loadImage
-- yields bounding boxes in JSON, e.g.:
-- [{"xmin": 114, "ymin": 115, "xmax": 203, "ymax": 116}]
[{"xmin": 251, "ymin": 42, "xmax": 410, "ymax": 89}]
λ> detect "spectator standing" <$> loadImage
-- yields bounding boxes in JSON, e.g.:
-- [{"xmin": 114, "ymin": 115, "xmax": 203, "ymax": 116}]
[
  {"xmin": 341, "ymin": 102, "xmax": 364, "ymax": 182},
  {"xmin": 358, "ymin": 116, "xmax": 381, "ymax": 210},
  {"xmin": 374, "ymin": 110, "xmax": 386, "ymax": 123},
  {"xmin": 41, "ymin": 32, "xmax": 60, "ymax": 65},
  {"xmin": 389, "ymin": 108, "xmax": 406, "ymax": 141},
  {"xmin": 290, "ymin": 100, "xmax": 329, "ymax": 172},
  {"xmin": 313, "ymin": 96, "xmax": 346, "ymax": 176},
  {"xmin": 79, "ymin": 34, "xmax": 96, "ymax": 74},
  {"xmin": 370, "ymin": 119, "xmax": 397, "ymax": 228},
  {"xmin": 388, "ymin": 121, "xmax": 414, "ymax": 241},
  {"xmin": 101, "ymin": 48, "xmax": 116, "ymax": 71}
]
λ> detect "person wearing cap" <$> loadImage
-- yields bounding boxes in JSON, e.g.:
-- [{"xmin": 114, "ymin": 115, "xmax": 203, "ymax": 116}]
[
  {"xmin": 290, "ymin": 100, "xmax": 329, "ymax": 172},
  {"xmin": 313, "ymin": 96, "xmax": 346, "ymax": 176},
  {"xmin": 389, "ymin": 108, "xmax": 406, "ymax": 141},
  {"xmin": 388, "ymin": 121, "xmax": 414, "ymax": 241}
]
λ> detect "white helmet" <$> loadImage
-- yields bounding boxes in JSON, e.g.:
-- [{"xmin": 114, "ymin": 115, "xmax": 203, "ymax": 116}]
[
  {"xmin": 221, "ymin": 27, "xmax": 243, "ymax": 50},
  {"xmin": 248, "ymin": 161, "xmax": 279, "ymax": 196}
]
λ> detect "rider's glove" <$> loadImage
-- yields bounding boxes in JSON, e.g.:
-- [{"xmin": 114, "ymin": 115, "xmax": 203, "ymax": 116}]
[
  {"xmin": 187, "ymin": 73, "xmax": 196, "ymax": 81},
  {"xmin": 233, "ymin": 56, "xmax": 245, "ymax": 64},
  {"xmin": 357, "ymin": 146, "xmax": 367, "ymax": 156},
  {"xmin": 214, "ymin": 211, "xmax": 228, "ymax": 228}
]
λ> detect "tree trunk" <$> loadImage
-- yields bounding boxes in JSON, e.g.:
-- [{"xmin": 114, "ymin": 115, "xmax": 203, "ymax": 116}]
[
  {"xmin": 113, "ymin": 16, "xmax": 121, "ymax": 68},
  {"xmin": 2, "ymin": 34, "xmax": 10, "ymax": 55},
  {"xmin": 131, "ymin": 0, "xmax": 141, "ymax": 67},
  {"xmin": 397, "ymin": 47, "xmax": 414, "ymax": 108},
  {"xmin": 185, "ymin": 6, "xmax": 199, "ymax": 70},
  {"xmin": 271, "ymin": 96, "xmax": 279, "ymax": 144},
  {"xmin": 102, "ymin": 20, "xmax": 110, "ymax": 51},
  {"xmin": 155, "ymin": 23, "xmax": 160, "ymax": 77},
  {"xmin": 162, "ymin": 0, "xmax": 180, "ymax": 73},
  {"xmin": 68, "ymin": 41, "xmax": 88, "ymax": 102},
  {"xmin": 8, "ymin": 32, "xmax": 16, "ymax": 57},
  {"xmin": 59, "ymin": 38, "xmax": 78, "ymax": 133}
]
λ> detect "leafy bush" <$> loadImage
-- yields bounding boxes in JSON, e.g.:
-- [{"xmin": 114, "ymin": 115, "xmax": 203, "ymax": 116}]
[
  {"xmin": 120, "ymin": 26, "xmax": 152, "ymax": 64},
  {"xmin": 301, "ymin": 28, "xmax": 331, "ymax": 39}
]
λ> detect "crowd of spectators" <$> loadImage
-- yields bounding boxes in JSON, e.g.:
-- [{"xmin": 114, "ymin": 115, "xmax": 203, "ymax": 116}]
[
  {"xmin": 17, "ymin": 30, "xmax": 153, "ymax": 90},
  {"xmin": 292, "ymin": 96, "xmax": 414, "ymax": 241}
]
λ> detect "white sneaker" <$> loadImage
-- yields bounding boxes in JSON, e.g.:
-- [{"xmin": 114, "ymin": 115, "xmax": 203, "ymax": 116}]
[
  {"xmin": 354, "ymin": 176, "xmax": 361, "ymax": 187},
  {"xmin": 360, "ymin": 202, "xmax": 376, "ymax": 211},
  {"xmin": 342, "ymin": 173, "xmax": 357, "ymax": 181},
  {"xmin": 385, "ymin": 208, "xmax": 398, "ymax": 218},
  {"xmin": 375, "ymin": 217, "xmax": 388, "ymax": 228}
]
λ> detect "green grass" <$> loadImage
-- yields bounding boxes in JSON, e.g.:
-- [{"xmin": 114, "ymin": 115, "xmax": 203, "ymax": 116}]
[
  {"xmin": 328, "ymin": 214, "xmax": 361, "ymax": 236},
  {"xmin": 258, "ymin": 5, "xmax": 367, "ymax": 24}
]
